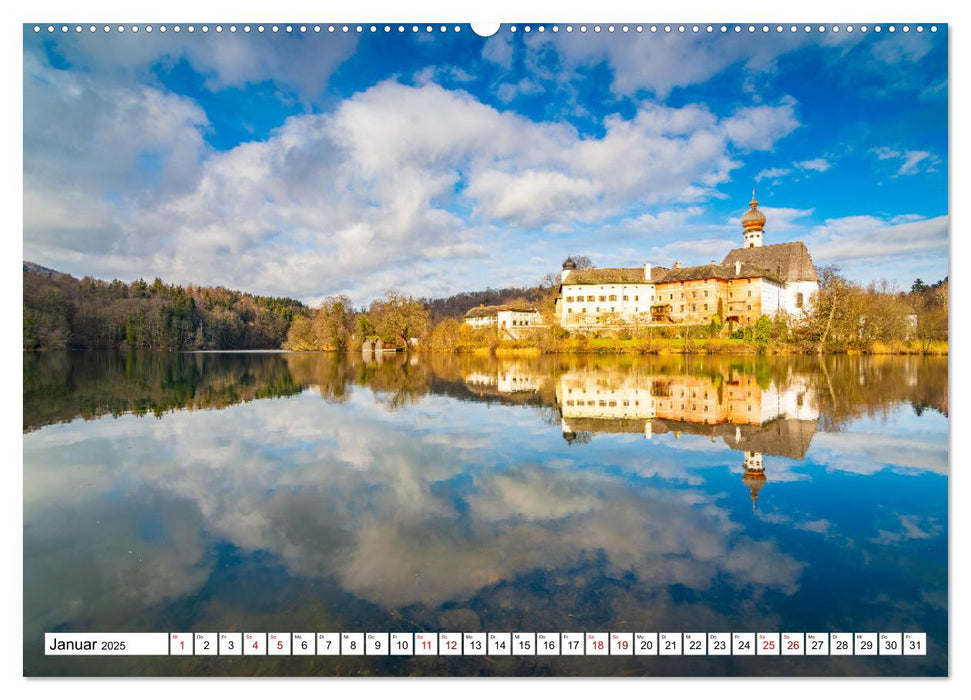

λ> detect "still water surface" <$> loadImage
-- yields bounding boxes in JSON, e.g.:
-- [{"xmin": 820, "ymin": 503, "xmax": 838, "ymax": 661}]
[{"xmin": 23, "ymin": 351, "xmax": 948, "ymax": 675}]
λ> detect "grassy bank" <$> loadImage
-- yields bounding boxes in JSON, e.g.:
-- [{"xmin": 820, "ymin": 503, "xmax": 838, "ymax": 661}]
[{"xmin": 441, "ymin": 336, "xmax": 947, "ymax": 356}]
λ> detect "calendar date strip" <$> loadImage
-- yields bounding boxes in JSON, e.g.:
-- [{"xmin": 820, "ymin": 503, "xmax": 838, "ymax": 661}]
[{"xmin": 45, "ymin": 632, "xmax": 926, "ymax": 657}]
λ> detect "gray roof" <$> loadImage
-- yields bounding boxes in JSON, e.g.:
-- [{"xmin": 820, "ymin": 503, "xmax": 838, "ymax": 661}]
[
  {"xmin": 563, "ymin": 266, "xmax": 669, "ymax": 285},
  {"xmin": 721, "ymin": 242, "xmax": 819, "ymax": 283},
  {"xmin": 562, "ymin": 260, "xmax": 786, "ymax": 286},
  {"xmin": 464, "ymin": 304, "xmax": 539, "ymax": 318},
  {"xmin": 562, "ymin": 416, "xmax": 817, "ymax": 459},
  {"xmin": 652, "ymin": 417, "xmax": 818, "ymax": 459},
  {"xmin": 659, "ymin": 261, "xmax": 783, "ymax": 285}
]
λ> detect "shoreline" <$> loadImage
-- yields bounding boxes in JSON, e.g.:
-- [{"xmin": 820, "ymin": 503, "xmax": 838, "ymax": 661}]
[
  {"xmin": 434, "ymin": 339, "xmax": 949, "ymax": 357},
  {"xmin": 24, "ymin": 343, "xmax": 948, "ymax": 356}
]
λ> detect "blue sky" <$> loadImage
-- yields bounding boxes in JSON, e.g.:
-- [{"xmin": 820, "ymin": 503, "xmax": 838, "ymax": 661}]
[{"xmin": 23, "ymin": 23, "xmax": 948, "ymax": 305}]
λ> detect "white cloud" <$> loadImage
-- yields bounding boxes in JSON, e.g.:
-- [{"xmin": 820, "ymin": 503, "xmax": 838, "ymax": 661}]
[
  {"xmin": 721, "ymin": 101, "xmax": 800, "ymax": 151},
  {"xmin": 757, "ymin": 157, "xmax": 830, "ymax": 184},
  {"xmin": 756, "ymin": 167, "xmax": 791, "ymax": 182},
  {"xmin": 413, "ymin": 64, "xmax": 478, "ymax": 86},
  {"xmin": 482, "ymin": 32, "xmax": 515, "ymax": 70},
  {"xmin": 467, "ymin": 170, "xmax": 599, "ymax": 227},
  {"xmin": 809, "ymin": 427, "xmax": 948, "ymax": 476},
  {"xmin": 495, "ymin": 78, "xmax": 543, "ymax": 103},
  {"xmin": 871, "ymin": 146, "xmax": 941, "ymax": 177},
  {"xmin": 37, "ymin": 30, "xmax": 358, "ymax": 104},
  {"xmin": 531, "ymin": 31, "xmax": 814, "ymax": 99},
  {"xmin": 23, "ymin": 51, "xmax": 209, "ymax": 263},
  {"xmin": 898, "ymin": 151, "xmax": 939, "ymax": 175},
  {"xmin": 25, "ymin": 67, "xmax": 801, "ymax": 303},
  {"xmin": 617, "ymin": 207, "xmax": 704, "ymax": 235},
  {"xmin": 807, "ymin": 214, "xmax": 948, "ymax": 264},
  {"xmin": 25, "ymin": 390, "xmax": 808, "ymax": 615},
  {"xmin": 755, "ymin": 206, "xmax": 815, "ymax": 232},
  {"xmin": 796, "ymin": 519, "xmax": 831, "ymax": 534},
  {"xmin": 645, "ymin": 237, "xmax": 739, "ymax": 267},
  {"xmin": 795, "ymin": 157, "xmax": 831, "ymax": 172}
]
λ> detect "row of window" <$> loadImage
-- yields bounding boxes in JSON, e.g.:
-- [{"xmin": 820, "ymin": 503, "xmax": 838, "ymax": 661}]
[
  {"xmin": 565, "ymin": 294, "xmax": 646, "ymax": 303},
  {"xmin": 564, "ymin": 289, "xmax": 770, "ymax": 304},
  {"xmin": 565, "ymin": 399, "xmax": 644, "ymax": 407},
  {"xmin": 565, "ymin": 399, "xmax": 754, "ymax": 414},
  {"xmin": 567, "ymin": 308, "xmax": 647, "ymax": 315}
]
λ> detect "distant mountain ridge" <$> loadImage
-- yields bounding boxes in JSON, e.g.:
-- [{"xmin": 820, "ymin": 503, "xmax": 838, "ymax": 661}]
[
  {"xmin": 23, "ymin": 264, "xmax": 306, "ymax": 351},
  {"xmin": 420, "ymin": 286, "xmax": 545, "ymax": 324},
  {"xmin": 23, "ymin": 261, "xmax": 63, "ymax": 277}
]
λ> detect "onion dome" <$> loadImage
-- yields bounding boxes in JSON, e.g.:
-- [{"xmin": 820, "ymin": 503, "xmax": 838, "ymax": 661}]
[
  {"xmin": 741, "ymin": 189, "xmax": 766, "ymax": 232},
  {"xmin": 742, "ymin": 469, "xmax": 767, "ymax": 512},
  {"xmin": 562, "ymin": 257, "xmax": 577, "ymax": 270}
]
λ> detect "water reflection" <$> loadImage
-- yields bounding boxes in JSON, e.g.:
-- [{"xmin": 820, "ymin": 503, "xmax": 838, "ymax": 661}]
[
  {"xmin": 25, "ymin": 351, "xmax": 948, "ymax": 434},
  {"xmin": 23, "ymin": 351, "xmax": 947, "ymax": 676}
]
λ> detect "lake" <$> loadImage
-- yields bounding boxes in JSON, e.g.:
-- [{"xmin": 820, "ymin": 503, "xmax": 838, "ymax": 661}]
[{"xmin": 23, "ymin": 350, "xmax": 948, "ymax": 676}]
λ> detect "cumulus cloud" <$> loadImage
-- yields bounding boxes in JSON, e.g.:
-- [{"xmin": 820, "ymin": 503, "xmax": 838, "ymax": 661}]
[
  {"xmin": 23, "ymin": 51, "xmax": 209, "ymax": 250},
  {"xmin": 467, "ymin": 170, "xmax": 600, "ymax": 227},
  {"xmin": 24, "ymin": 389, "xmax": 808, "ymax": 616},
  {"xmin": 721, "ymin": 101, "xmax": 800, "ymax": 150},
  {"xmin": 755, "ymin": 206, "xmax": 815, "ymax": 232},
  {"xmin": 34, "ymin": 28, "xmax": 358, "ymax": 104},
  {"xmin": 482, "ymin": 31, "xmax": 515, "ymax": 70},
  {"xmin": 806, "ymin": 214, "xmax": 948, "ymax": 264},
  {"xmin": 25, "ymin": 61, "xmax": 801, "ymax": 302},
  {"xmin": 529, "ymin": 31, "xmax": 813, "ymax": 99},
  {"xmin": 809, "ymin": 426, "xmax": 948, "ymax": 476}
]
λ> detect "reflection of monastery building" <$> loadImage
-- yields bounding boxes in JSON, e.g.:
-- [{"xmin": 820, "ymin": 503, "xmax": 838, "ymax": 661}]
[
  {"xmin": 556, "ymin": 369, "xmax": 819, "ymax": 509},
  {"xmin": 463, "ymin": 363, "xmax": 543, "ymax": 401},
  {"xmin": 463, "ymin": 305, "xmax": 545, "ymax": 338},
  {"xmin": 464, "ymin": 371, "xmax": 497, "ymax": 388},
  {"xmin": 497, "ymin": 368, "xmax": 540, "ymax": 394},
  {"xmin": 555, "ymin": 194, "xmax": 819, "ymax": 328}
]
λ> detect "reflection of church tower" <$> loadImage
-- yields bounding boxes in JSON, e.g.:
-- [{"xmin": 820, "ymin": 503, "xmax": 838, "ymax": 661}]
[
  {"xmin": 741, "ymin": 451, "xmax": 766, "ymax": 512},
  {"xmin": 741, "ymin": 189, "xmax": 766, "ymax": 249}
]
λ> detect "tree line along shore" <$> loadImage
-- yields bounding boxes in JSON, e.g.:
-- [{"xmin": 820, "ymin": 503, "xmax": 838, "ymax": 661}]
[{"xmin": 23, "ymin": 264, "xmax": 947, "ymax": 356}]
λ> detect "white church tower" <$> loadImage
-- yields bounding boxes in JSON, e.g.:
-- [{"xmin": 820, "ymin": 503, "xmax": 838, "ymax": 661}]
[{"xmin": 741, "ymin": 188, "xmax": 766, "ymax": 248}]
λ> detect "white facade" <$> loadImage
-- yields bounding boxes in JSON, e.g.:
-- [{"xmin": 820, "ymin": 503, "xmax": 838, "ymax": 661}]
[
  {"xmin": 496, "ymin": 309, "xmax": 542, "ymax": 330},
  {"xmin": 557, "ymin": 374, "xmax": 658, "ymax": 421},
  {"xmin": 743, "ymin": 229, "xmax": 764, "ymax": 248},
  {"xmin": 758, "ymin": 375, "xmax": 819, "ymax": 424},
  {"xmin": 464, "ymin": 364, "xmax": 541, "ymax": 394},
  {"xmin": 497, "ymin": 365, "xmax": 541, "ymax": 393},
  {"xmin": 465, "ymin": 315, "xmax": 495, "ymax": 329},
  {"xmin": 782, "ymin": 280, "xmax": 817, "ymax": 317},
  {"xmin": 557, "ymin": 369, "xmax": 819, "ymax": 427},
  {"xmin": 760, "ymin": 278, "xmax": 785, "ymax": 317},
  {"xmin": 560, "ymin": 284, "xmax": 657, "ymax": 327},
  {"xmin": 464, "ymin": 308, "xmax": 543, "ymax": 330},
  {"xmin": 465, "ymin": 371, "xmax": 496, "ymax": 387}
]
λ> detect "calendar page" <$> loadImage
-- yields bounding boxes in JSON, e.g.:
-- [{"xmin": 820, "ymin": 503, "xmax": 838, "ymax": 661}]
[{"xmin": 21, "ymin": 9, "xmax": 949, "ymax": 681}]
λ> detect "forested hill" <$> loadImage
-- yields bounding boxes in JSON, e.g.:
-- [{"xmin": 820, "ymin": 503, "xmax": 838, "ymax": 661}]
[
  {"xmin": 420, "ymin": 286, "xmax": 545, "ymax": 324},
  {"xmin": 23, "ymin": 261, "xmax": 61, "ymax": 276},
  {"xmin": 23, "ymin": 265, "xmax": 306, "ymax": 350}
]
